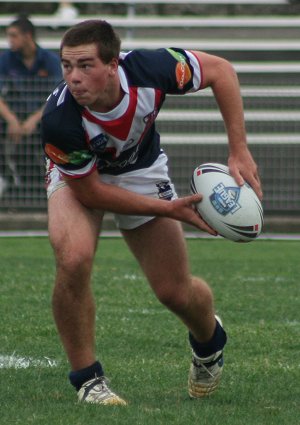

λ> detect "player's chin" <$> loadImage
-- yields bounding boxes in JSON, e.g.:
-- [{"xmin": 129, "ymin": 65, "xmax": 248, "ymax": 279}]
[
  {"xmin": 73, "ymin": 97, "xmax": 89, "ymax": 106},
  {"xmin": 71, "ymin": 92, "xmax": 91, "ymax": 105}
]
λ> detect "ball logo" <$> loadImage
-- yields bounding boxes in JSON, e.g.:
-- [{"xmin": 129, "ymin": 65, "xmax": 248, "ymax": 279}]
[{"xmin": 210, "ymin": 183, "xmax": 241, "ymax": 216}]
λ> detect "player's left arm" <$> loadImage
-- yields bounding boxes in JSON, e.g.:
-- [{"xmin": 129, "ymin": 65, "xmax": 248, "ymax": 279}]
[{"xmin": 190, "ymin": 50, "xmax": 262, "ymax": 200}]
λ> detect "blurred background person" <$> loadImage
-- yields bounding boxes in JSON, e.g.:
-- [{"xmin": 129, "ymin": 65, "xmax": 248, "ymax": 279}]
[{"xmin": 0, "ymin": 15, "xmax": 62, "ymax": 198}]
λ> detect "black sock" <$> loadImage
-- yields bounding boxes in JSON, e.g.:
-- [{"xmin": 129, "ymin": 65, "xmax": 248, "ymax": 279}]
[
  {"xmin": 189, "ymin": 319, "xmax": 227, "ymax": 358},
  {"xmin": 69, "ymin": 361, "xmax": 104, "ymax": 391}
]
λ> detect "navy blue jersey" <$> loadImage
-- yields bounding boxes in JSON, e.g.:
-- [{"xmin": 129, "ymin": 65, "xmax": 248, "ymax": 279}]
[{"xmin": 42, "ymin": 48, "xmax": 203, "ymax": 177}]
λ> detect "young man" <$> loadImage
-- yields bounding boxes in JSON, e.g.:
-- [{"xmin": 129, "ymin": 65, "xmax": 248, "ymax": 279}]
[
  {"xmin": 0, "ymin": 16, "xmax": 62, "ymax": 192},
  {"xmin": 41, "ymin": 20, "xmax": 262, "ymax": 405}
]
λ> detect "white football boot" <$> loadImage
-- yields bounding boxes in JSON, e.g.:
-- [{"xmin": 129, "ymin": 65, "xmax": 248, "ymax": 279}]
[
  {"xmin": 78, "ymin": 376, "xmax": 127, "ymax": 405},
  {"xmin": 188, "ymin": 316, "xmax": 224, "ymax": 398}
]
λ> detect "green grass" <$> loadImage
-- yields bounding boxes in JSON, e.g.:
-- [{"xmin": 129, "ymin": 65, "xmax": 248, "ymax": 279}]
[{"xmin": 0, "ymin": 236, "xmax": 299, "ymax": 424}]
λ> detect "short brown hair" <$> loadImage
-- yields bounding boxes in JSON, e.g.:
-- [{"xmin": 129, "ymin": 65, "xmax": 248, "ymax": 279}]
[
  {"xmin": 60, "ymin": 20, "xmax": 121, "ymax": 63},
  {"xmin": 9, "ymin": 16, "xmax": 36, "ymax": 40}
]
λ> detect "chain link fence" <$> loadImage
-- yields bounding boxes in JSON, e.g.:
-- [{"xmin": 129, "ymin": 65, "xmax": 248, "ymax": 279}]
[{"xmin": 0, "ymin": 77, "xmax": 300, "ymax": 215}]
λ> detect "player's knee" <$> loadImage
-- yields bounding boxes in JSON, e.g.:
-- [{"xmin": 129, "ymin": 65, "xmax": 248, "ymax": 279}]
[
  {"xmin": 156, "ymin": 276, "xmax": 213, "ymax": 315},
  {"xmin": 52, "ymin": 251, "xmax": 94, "ymax": 301},
  {"xmin": 155, "ymin": 284, "xmax": 190, "ymax": 313},
  {"xmin": 54, "ymin": 243, "xmax": 94, "ymax": 277},
  {"xmin": 192, "ymin": 276, "xmax": 214, "ymax": 303}
]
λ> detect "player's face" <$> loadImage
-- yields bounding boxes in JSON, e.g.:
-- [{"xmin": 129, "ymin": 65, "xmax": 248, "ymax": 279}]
[{"xmin": 61, "ymin": 43, "xmax": 119, "ymax": 112}]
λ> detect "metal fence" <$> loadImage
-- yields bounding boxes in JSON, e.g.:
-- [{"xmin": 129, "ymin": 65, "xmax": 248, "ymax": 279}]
[
  {"xmin": 0, "ymin": 77, "xmax": 57, "ymax": 210},
  {"xmin": 0, "ymin": 77, "xmax": 300, "ymax": 214}
]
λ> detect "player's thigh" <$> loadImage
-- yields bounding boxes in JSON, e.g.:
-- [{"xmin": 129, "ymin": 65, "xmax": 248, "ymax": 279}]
[
  {"xmin": 48, "ymin": 185, "xmax": 104, "ymax": 264},
  {"xmin": 121, "ymin": 217, "xmax": 191, "ymax": 290}
]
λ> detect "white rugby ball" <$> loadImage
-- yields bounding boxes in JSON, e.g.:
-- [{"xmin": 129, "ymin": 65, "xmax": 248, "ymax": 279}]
[{"xmin": 191, "ymin": 163, "xmax": 263, "ymax": 242}]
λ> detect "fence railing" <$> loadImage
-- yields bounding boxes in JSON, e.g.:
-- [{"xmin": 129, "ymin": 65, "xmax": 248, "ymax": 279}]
[{"xmin": 0, "ymin": 0, "xmax": 289, "ymax": 4}]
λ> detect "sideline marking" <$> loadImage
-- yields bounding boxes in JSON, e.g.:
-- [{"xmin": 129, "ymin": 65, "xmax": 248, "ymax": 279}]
[
  {"xmin": 0, "ymin": 354, "xmax": 58, "ymax": 369},
  {"xmin": 1, "ymin": 230, "xmax": 300, "ymax": 240}
]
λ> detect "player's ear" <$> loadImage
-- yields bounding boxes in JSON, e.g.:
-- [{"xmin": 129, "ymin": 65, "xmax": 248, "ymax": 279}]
[{"xmin": 108, "ymin": 58, "xmax": 119, "ymax": 75}]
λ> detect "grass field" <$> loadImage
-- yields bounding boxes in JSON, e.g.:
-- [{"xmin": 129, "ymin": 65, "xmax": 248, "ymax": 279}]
[{"xmin": 0, "ymin": 236, "xmax": 299, "ymax": 425}]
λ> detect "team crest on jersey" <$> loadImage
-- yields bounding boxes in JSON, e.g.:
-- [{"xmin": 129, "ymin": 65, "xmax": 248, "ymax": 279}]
[
  {"xmin": 156, "ymin": 181, "xmax": 173, "ymax": 200},
  {"xmin": 210, "ymin": 183, "xmax": 241, "ymax": 216},
  {"xmin": 90, "ymin": 133, "xmax": 109, "ymax": 153}
]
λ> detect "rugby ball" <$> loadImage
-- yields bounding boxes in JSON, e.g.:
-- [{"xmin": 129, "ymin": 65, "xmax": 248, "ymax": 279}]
[{"xmin": 191, "ymin": 163, "xmax": 263, "ymax": 242}]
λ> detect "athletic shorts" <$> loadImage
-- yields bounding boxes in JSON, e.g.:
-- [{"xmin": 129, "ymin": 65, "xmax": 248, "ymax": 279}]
[{"xmin": 45, "ymin": 152, "xmax": 178, "ymax": 230}]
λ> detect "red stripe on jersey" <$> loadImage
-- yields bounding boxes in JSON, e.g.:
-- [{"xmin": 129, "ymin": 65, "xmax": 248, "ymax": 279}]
[
  {"xmin": 155, "ymin": 88, "xmax": 164, "ymax": 113},
  {"xmin": 137, "ymin": 88, "xmax": 163, "ymax": 144},
  {"xmin": 82, "ymin": 87, "xmax": 138, "ymax": 140}
]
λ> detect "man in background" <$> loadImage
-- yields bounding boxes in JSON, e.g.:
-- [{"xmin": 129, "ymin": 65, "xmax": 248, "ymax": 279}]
[{"xmin": 0, "ymin": 16, "xmax": 62, "ymax": 197}]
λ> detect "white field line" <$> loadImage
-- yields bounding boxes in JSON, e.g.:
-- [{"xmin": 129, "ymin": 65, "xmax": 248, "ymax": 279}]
[
  {"xmin": 1, "ymin": 230, "xmax": 300, "ymax": 240},
  {"xmin": 0, "ymin": 354, "xmax": 58, "ymax": 369}
]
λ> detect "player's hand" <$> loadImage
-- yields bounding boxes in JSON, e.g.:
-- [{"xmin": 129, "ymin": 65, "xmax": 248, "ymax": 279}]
[
  {"xmin": 228, "ymin": 148, "xmax": 263, "ymax": 200},
  {"xmin": 170, "ymin": 194, "xmax": 218, "ymax": 236}
]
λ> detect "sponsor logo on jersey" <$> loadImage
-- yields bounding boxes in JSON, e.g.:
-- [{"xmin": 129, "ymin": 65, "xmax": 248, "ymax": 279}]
[
  {"xmin": 167, "ymin": 48, "xmax": 192, "ymax": 90},
  {"xmin": 156, "ymin": 181, "xmax": 173, "ymax": 200},
  {"xmin": 97, "ymin": 144, "xmax": 140, "ymax": 170},
  {"xmin": 210, "ymin": 183, "xmax": 241, "ymax": 216},
  {"xmin": 90, "ymin": 133, "xmax": 109, "ymax": 154},
  {"xmin": 45, "ymin": 143, "xmax": 92, "ymax": 165},
  {"xmin": 45, "ymin": 144, "xmax": 69, "ymax": 164}
]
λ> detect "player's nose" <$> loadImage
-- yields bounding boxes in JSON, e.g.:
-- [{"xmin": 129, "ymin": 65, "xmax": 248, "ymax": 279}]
[{"xmin": 69, "ymin": 67, "xmax": 82, "ymax": 84}]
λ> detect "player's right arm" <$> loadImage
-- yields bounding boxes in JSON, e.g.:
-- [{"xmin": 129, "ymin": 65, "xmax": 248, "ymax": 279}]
[{"xmin": 64, "ymin": 169, "xmax": 217, "ymax": 235}]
